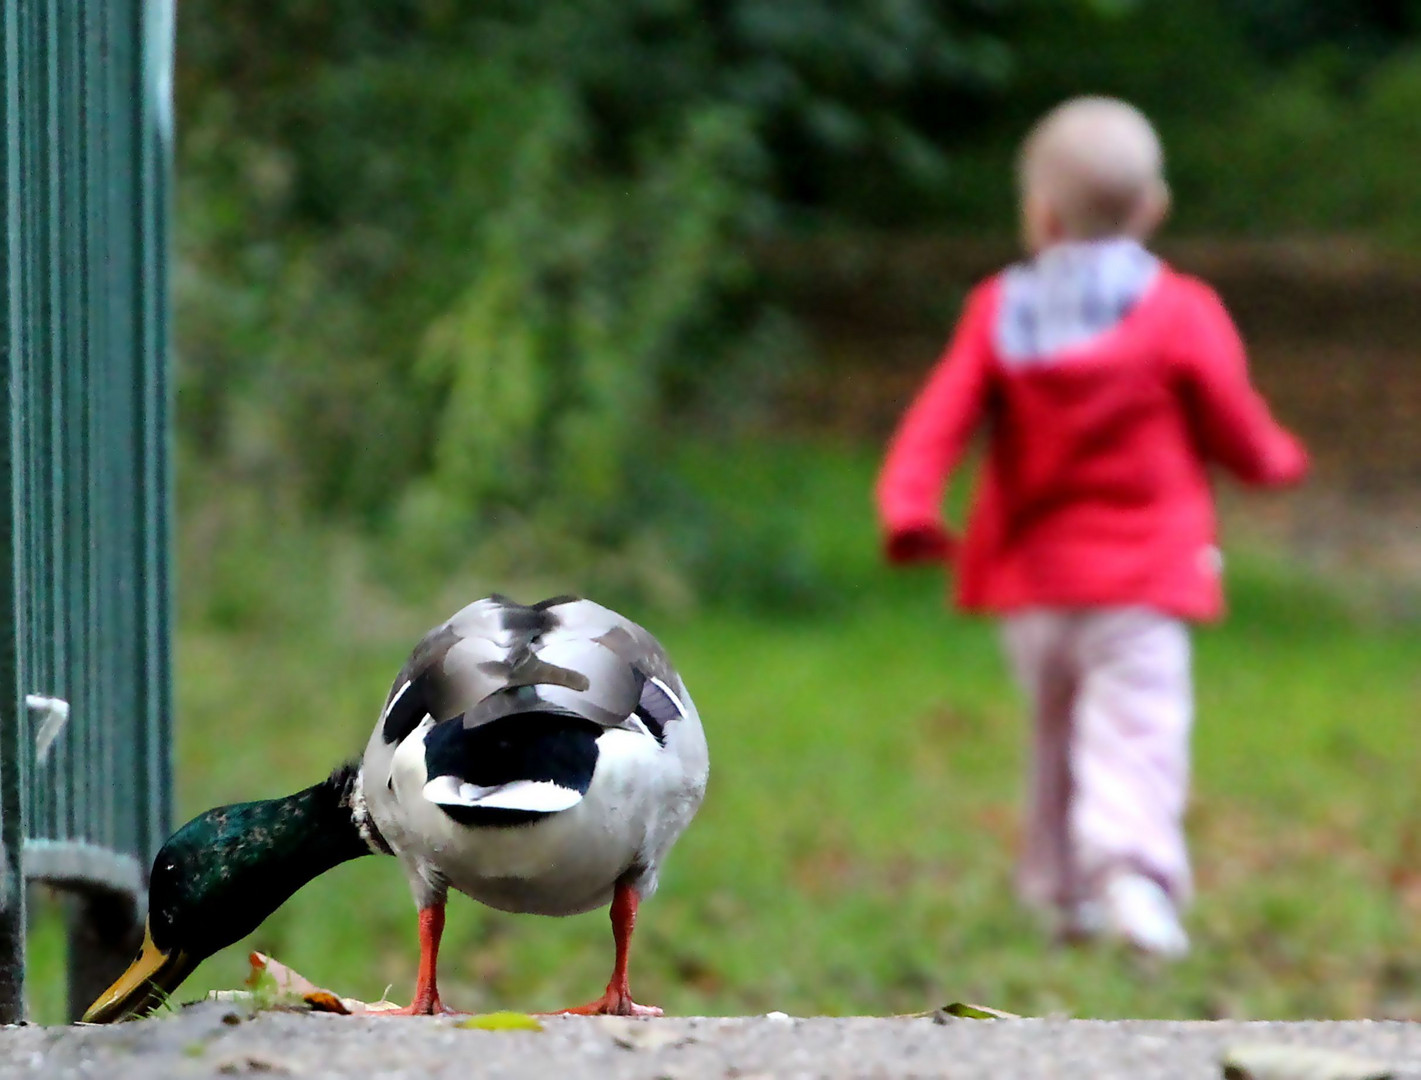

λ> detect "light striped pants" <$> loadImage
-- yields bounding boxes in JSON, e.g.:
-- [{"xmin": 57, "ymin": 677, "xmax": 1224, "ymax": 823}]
[{"xmin": 1001, "ymin": 607, "xmax": 1193, "ymax": 913}]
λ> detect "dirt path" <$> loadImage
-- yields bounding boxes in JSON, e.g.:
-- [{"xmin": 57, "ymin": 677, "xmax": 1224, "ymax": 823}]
[{"xmin": 3, "ymin": 1006, "xmax": 1419, "ymax": 1079}]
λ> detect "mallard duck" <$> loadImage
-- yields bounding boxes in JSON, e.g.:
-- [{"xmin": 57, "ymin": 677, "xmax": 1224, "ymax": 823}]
[{"xmin": 83, "ymin": 595, "xmax": 709, "ymax": 1021}]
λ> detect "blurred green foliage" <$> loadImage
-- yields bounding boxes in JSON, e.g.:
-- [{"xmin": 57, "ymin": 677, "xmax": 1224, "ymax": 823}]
[
  {"xmin": 174, "ymin": 0, "xmax": 1421, "ymax": 605},
  {"xmin": 175, "ymin": 0, "xmax": 1025, "ymax": 602},
  {"xmin": 909, "ymin": 2, "xmax": 1421, "ymax": 235}
]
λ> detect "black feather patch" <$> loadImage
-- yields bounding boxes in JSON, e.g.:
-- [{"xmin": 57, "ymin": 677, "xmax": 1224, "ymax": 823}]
[
  {"xmin": 423, "ymin": 712, "xmax": 600, "ymax": 828},
  {"xmin": 533, "ymin": 594, "xmax": 581, "ymax": 610},
  {"xmin": 633, "ymin": 706, "xmax": 666, "ymax": 745},
  {"xmin": 500, "ymin": 603, "xmax": 557, "ymax": 638},
  {"xmin": 381, "ymin": 674, "xmax": 431, "ymax": 746},
  {"xmin": 381, "ymin": 621, "xmax": 464, "ymax": 745}
]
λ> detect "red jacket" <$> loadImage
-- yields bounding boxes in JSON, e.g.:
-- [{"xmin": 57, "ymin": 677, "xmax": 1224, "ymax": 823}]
[{"xmin": 875, "ymin": 264, "xmax": 1309, "ymax": 621}]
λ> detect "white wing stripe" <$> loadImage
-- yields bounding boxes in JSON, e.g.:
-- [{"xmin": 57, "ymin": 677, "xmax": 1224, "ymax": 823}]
[
  {"xmin": 381, "ymin": 680, "xmax": 413, "ymax": 722},
  {"xmin": 422, "ymin": 776, "xmax": 583, "ymax": 814}
]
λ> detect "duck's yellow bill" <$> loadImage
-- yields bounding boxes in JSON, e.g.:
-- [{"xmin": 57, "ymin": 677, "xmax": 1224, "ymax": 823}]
[{"xmin": 81, "ymin": 919, "xmax": 195, "ymax": 1023}]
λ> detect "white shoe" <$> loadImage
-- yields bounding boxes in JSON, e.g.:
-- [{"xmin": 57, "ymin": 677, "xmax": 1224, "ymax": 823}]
[{"xmin": 1101, "ymin": 872, "xmax": 1189, "ymax": 959}]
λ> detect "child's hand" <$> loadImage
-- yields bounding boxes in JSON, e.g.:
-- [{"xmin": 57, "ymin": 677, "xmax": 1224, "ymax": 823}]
[{"xmin": 884, "ymin": 523, "xmax": 957, "ymax": 565}]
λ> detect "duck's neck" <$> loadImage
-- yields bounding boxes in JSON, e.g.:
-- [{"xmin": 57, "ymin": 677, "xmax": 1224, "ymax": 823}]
[{"xmin": 155, "ymin": 764, "xmax": 379, "ymax": 953}]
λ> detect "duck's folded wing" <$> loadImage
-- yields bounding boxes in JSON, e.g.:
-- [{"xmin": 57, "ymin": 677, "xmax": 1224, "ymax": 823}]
[
  {"xmin": 377, "ymin": 598, "xmax": 516, "ymax": 746},
  {"xmin": 520, "ymin": 598, "xmax": 694, "ymax": 738}
]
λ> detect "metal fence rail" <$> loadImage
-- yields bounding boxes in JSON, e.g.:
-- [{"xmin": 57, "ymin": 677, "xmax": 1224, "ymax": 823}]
[{"xmin": 0, "ymin": 0, "xmax": 173, "ymax": 1023}]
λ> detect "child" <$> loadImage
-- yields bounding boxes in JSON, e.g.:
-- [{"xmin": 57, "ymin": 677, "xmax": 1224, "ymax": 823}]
[{"xmin": 875, "ymin": 97, "xmax": 1308, "ymax": 957}]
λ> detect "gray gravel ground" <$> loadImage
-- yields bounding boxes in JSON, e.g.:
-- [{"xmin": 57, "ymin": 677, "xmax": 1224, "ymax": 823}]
[{"xmin": 2, "ymin": 1004, "xmax": 1418, "ymax": 1079}]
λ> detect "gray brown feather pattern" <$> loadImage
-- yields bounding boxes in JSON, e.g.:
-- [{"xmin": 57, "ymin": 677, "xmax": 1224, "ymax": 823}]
[{"xmin": 379, "ymin": 595, "xmax": 690, "ymax": 745}]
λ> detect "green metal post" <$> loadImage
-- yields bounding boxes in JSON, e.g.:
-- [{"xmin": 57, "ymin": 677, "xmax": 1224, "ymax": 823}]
[
  {"xmin": 0, "ymin": 0, "xmax": 174, "ymax": 1023},
  {"xmin": 0, "ymin": 0, "xmax": 27, "ymax": 1028}
]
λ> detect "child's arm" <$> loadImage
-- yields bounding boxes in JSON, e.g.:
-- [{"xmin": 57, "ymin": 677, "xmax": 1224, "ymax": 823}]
[
  {"xmin": 875, "ymin": 284, "xmax": 996, "ymax": 564},
  {"xmin": 1174, "ymin": 282, "xmax": 1309, "ymax": 487}
]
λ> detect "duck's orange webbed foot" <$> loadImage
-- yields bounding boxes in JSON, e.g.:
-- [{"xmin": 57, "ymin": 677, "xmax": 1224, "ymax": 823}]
[
  {"xmin": 372, "ymin": 998, "xmax": 461, "ymax": 1017},
  {"xmin": 548, "ymin": 985, "xmax": 663, "ymax": 1017}
]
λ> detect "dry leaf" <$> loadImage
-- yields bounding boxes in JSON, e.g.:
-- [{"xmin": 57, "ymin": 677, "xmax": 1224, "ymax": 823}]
[
  {"xmin": 247, "ymin": 952, "xmax": 323, "ymax": 997},
  {"xmin": 938, "ymin": 1002, "xmax": 1020, "ymax": 1020},
  {"xmin": 300, "ymin": 991, "xmax": 351, "ymax": 1016},
  {"xmin": 246, "ymin": 952, "xmax": 400, "ymax": 1015}
]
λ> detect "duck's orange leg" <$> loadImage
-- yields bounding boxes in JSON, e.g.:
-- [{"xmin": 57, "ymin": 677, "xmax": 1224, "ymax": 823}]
[
  {"xmin": 378, "ymin": 904, "xmax": 458, "ymax": 1016},
  {"xmin": 552, "ymin": 882, "xmax": 662, "ymax": 1017}
]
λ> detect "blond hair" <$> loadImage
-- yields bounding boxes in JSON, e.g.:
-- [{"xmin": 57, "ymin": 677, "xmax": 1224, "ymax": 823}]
[{"xmin": 1019, "ymin": 96, "xmax": 1168, "ymax": 240}]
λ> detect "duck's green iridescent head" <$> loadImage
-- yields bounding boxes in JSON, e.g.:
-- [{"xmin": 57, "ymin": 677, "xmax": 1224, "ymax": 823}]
[{"xmin": 83, "ymin": 765, "xmax": 373, "ymax": 1023}]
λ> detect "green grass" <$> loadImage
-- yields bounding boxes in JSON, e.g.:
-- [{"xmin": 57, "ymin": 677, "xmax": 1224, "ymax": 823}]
[{"xmin": 26, "ymin": 440, "xmax": 1421, "ymax": 1023}]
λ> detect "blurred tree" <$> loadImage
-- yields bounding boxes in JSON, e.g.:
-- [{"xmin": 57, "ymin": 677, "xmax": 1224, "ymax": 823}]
[
  {"xmin": 1233, "ymin": 0, "xmax": 1421, "ymax": 65},
  {"xmin": 173, "ymin": 0, "xmax": 1421, "ymax": 603},
  {"xmin": 174, "ymin": 0, "xmax": 1023, "ymax": 598}
]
